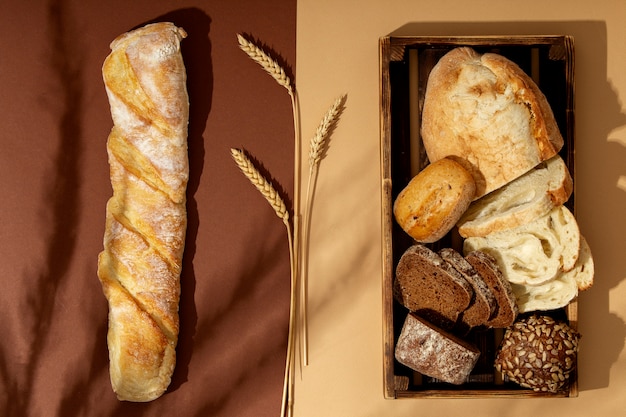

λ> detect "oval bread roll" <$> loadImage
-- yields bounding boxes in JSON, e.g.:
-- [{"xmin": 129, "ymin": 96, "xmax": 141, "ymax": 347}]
[{"xmin": 393, "ymin": 157, "xmax": 475, "ymax": 243}]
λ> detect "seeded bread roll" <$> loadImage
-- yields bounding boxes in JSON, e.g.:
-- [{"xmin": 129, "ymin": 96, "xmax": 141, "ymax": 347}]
[
  {"xmin": 394, "ymin": 244, "xmax": 473, "ymax": 331},
  {"xmin": 495, "ymin": 315, "xmax": 580, "ymax": 393},
  {"xmin": 393, "ymin": 157, "xmax": 476, "ymax": 243},
  {"xmin": 395, "ymin": 313, "xmax": 480, "ymax": 385},
  {"xmin": 465, "ymin": 251, "xmax": 518, "ymax": 328},
  {"xmin": 421, "ymin": 47, "xmax": 564, "ymax": 198}
]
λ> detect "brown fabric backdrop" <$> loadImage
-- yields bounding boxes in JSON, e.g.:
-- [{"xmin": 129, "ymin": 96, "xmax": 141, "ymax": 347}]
[{"xmin": 0, "ymin": 1, "xmax": 296, "ymax": 416}]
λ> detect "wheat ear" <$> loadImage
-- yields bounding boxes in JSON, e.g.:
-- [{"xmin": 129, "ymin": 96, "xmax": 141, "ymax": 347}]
[
  {"xmin": 300, "ymin": 95, "xmax": 346, "ymax": 366},
  {"xmin": 230, "ymin": 148, "xmax": 289, "ymax": 223},
  {"xmin": 237, "ymin": 34, "xmax": 293, "ymax": 95}
]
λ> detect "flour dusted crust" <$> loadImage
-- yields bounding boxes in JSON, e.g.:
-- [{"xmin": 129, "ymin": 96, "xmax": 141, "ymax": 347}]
[
  {"xmin": 395, "ymin": 313, "xmax": 480, "ymax": 385},
  {"xmin": 421, "ymin": 47, "xmax": 564, "ymax": 198},
  {"xmin": 97, "ymin": 22, "xmax": 189, "ymax": 402}
]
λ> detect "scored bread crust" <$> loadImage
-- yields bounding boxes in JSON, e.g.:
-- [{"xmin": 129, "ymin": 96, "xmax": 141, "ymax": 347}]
[
  {"xmin": 421, "ymin": 47, "xmax": 564, "ymax": 198},
  {"xmin": 98, "ymin": 22, "xmax": 189, "ymax": 402},
  {"xmin": 457, "ymin": 155, "xmax": 573, "ymax": 238}
]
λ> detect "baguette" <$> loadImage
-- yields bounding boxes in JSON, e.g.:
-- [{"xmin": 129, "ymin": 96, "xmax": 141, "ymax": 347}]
[{"xmin": 97, "ymin": 22, "xmax": 189, "ymax": 402}]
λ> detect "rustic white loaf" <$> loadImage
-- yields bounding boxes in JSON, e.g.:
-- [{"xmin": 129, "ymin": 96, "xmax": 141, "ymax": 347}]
[
  {"xmin": 421, "ymin": 47, "xmax": 564, "ymax": 198},
  {"xmin": 457, "ymin": 155, "xmax": 573, "ymax": 238}
]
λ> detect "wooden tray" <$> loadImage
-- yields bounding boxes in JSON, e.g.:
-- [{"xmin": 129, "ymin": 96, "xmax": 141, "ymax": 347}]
[{"xmin": 379, "ymin": 35, "xmax": 577, "ymax": 398}]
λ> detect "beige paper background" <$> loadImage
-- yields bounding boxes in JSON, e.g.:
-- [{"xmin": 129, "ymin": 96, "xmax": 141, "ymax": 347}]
[{"xmin": 295, "ymin": 0, "xmax": 626, "ymax": 416}]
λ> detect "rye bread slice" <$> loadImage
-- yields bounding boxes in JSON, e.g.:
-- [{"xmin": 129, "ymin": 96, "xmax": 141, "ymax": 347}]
[
  {"xmin": 395, "ymin": 313, "xmax": 480, "ymax": 385},
  {"xmin": 439, "ymin": 248, "xmax": 497, "ymax": 330},
  {"xmin": 465, "ymin": 250, "xmax": 518, "ymax": 328},
  {"xmin": 394, "ymin": 244, "xmax": 473, "ymax": 331}
]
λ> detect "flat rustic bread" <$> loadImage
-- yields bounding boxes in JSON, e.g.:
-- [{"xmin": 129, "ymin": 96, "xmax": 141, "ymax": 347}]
[
  {"xmin": 394, "ymin": 244, "xmax": 473, "ymax": 331},
  {"xmin": 439, "ymin": 248, "xmax": 497, "ymax": 331},
  {"xmin": 465, "ymin": 250, "xmax": 518, "ymax": 328},
  {"xmin": 395, "ymin": 313, "xmax": 480, "ymax": 385},
  {"xmin": 421, "ymin": 47, "xmax": 563, "ymax": 198}
]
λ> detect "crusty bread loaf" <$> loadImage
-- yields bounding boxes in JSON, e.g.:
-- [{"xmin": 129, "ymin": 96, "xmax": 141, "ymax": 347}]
[
  {"xmin": 97, "ymin": 22, "xmax": 189, "ymax": 402},
  {"xmin": 495, "ymin": 315, "xmax": 580, "ymax": 393},
  {"xmin": 421, "ymin": 47, "xmax": 564, "ymax": 198},
  {"xmin": 439, "ymin": 248, "xmax": 496, "ymax": 330},
  {"xmin": 457, "ymin": 155, "xmax": 573, "ymax": 238},
  {"xmin": 393, "ymin": 157, "xmax": 476, "ymax": 243},
  {"xmin": 394, "ymin": 244, "xmax": 473, "ymax": 330},
  {"xmin": 465, "ymin": 251, "xmax": 518, "ymax": 328},
  {"xmin": 395, "ymin": 313, "xmax": 480, "ymax": 385},
  {"xmin": 463, "ymin": 205, "xmax": 580, "ymax": 287}
]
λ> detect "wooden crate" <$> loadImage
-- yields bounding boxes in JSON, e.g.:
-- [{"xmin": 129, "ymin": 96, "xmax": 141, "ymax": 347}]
[{"xmin": 379, "ymin": 35, "xmax": 577, "ymax": 398}]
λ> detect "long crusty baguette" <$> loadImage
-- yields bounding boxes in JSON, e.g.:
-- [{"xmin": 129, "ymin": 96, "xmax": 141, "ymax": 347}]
[
  {"xmin": 97, "ymin": 22, "xmax": 189, "ymax": 402},
  {"xmin": 421, "ymin": 47, "xmax": 564, "ymax": 198}
]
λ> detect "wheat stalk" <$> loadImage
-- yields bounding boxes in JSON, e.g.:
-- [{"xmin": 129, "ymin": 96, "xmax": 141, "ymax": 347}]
[
  {"xmin": 234, "ymin": 33, "xmax": 346, "ymax": 417},
  {"xmin": 299, "ymin": 95, "xmax": 346, "ymax": 366},
  {"xmin": 230, "ymin": 147, "xmax": 295, "ymax": 417},
  {"xmin": 237, "ymin": 34, "xmax": 293, "ymax": 95}
]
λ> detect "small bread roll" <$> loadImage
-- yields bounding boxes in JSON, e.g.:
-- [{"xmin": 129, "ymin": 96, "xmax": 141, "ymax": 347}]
[{"xmin": 393, "ymin": 157, "xmax": 475, "ymax": 243}]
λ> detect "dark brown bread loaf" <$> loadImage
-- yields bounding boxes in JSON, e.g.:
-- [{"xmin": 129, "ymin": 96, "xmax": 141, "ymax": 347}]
[
  {"xmin": 494, "ymin": 315, "xmax": 580, "ymax": 392},
  {"xmin": 395, "ymin": 313, "xmax": 480, "ymax": 385},
  {"xmin": 394, "ymin": 244, "xmax": 473, "ymax": 330},
  {"xmin": 465, "ymin": 250, "xmax": 518, "ymax": 328},
  {"xmin": 439, "ymin": 248, "xmax": 496, "ymax": 330}
]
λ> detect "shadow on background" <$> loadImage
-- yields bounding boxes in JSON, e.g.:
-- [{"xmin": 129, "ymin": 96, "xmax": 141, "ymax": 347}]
[{"xmin": 388, "ymin": 21, "xmax": 626, "ymax": 392}]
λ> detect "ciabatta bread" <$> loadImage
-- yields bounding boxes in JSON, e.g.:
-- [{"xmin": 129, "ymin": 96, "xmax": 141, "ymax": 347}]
[
  {"xmin": 394, "ymin": 244, "xmax": 473, "ymax": 331},
  {"xmin": 457, "ymin": 155, "xmax": 573, "ymax": 238},
  {"xmin": 421, "ymin": 47, "xmax": 564, "ymax": 198},
  {"xmin": 463, "ymin": 206, "xmax": 580, "ymax": 287},
  {"xmin": 97, "ymin": 22, "xmax": 189, "ymax": 402},
  {"xmin": 394, "ymin": 157, "xmax": 476, "ymax": 243},
  {"xmin": 395, "ymin": 313, "xmax": 480, "ymax": 385}
]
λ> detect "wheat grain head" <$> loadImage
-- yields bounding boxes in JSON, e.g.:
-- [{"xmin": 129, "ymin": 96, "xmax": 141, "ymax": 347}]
[
  {"xmin": 230, "ymin": 148, "xmax": 290, "ymax": 222},
  {"xmin": 237, "ymin": 34, "xmax": 293, "ymax": 94},
  {"xmin": 309, "ymin": 94, "xmax": 346, "ymax": 167}
]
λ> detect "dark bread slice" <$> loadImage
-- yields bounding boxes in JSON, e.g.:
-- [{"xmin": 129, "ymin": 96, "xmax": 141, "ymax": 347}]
[
  {"xmin": 439, "ymin": 248, "xmax": 497, "ymax": 330},
  {"xmin": 394, "ymin": 244, "xmax": 473, "ymax": 331},
  {"xmin": 395, "ymin": 313, "xmax": 480, "ymax": 385},
  {"xmin": 465, "ymin": 250, "xmax": 518, "ymax": 328}
]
